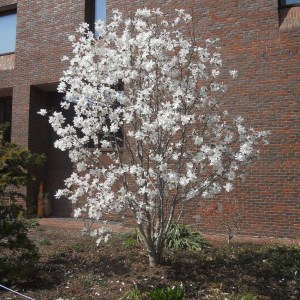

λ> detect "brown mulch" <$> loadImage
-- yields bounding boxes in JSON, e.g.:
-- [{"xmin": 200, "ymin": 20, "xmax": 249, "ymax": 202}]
[{"xmin": 0, "ymin": 218, "xmax": 299, "ymax": 300}]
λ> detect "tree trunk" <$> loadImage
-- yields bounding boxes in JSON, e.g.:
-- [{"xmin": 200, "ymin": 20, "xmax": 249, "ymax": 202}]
[
  {"xmin": 137, "ymin": 224, "xmax": 163, "ymax": 267},
  {"xmin": 148, "ymin": 249, "xmax": 161, "ymax": 267}
]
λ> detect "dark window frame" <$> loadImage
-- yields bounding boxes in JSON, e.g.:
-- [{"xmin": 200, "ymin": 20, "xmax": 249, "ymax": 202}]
[
  {"xmin": 0, "ymin": 97, "xmax": 12, "ymax": 142},
  {"xmin": 279, "ymin": 0, "xmax": 300, "ymax": 8},
  {"xmin": 0, "ymin": 51, "xmax": 15, "ymax": 56},
  {"xmin": 85, "ymin": 0, "xmax": 96, "ymax": 33},
  {"xmin": 85, "ymin": 0, "xmax": 106, "ymax": 34},
  {"xmin": 0, "ymin": 8, "xmax": 17, "ymax": 56}
]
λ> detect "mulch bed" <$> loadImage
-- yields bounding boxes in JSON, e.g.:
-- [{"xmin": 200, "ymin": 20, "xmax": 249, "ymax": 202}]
[{"xmin": 0, "ymin": 220, "xmax": 299, "ymax": 299}]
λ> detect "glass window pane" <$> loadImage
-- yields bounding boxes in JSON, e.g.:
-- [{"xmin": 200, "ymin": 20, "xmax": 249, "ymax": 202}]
[
  {"xmin": 0, "ymin": 12, "xmax": 17, "ymax": 55},
  {"xmin": 282, "ymin": 0, "xmax": 300, "ymax": 5},
  {"xmin": 95, "ymin": 0, "xmax": 106, "ymax": 22}
]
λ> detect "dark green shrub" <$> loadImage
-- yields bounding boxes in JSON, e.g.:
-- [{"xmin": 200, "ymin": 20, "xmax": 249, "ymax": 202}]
[
  {"xmin": 165, "ymin": 224, "xmax": 209, "ymax": 251},
  {"xmin": 0, "ymin": 203, "xmax": 39, "ymax": 282},
  {"xmin": 0, "ymin": 123, "xmax": 44, "ymax": 282},
  {"xmin": 0, "ymin": 123, "xmax": 45, "ymax": 199}
]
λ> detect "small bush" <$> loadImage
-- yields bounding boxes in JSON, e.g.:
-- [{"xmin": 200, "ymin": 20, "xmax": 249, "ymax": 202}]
[
  {"xmin": 165, "ymin": 224, "xmax": 209, "ymax": 251},
  {"xmin": 238, "ymin": 292, "xmax": 257, "ymax": 300},
  {"xmin": 147, "ymin": 286, "xmax": 184, "ymax": 300},
  {"xmin": 121, "ymin": 229, "xmax": 141, "ymax": 249},
  {"xmin": 124, "ymin": 237, "xmax": 138, "ymax": 249},
  {"xmin": 24, "ymin": 218, "xmax": 40, "ymax": 229},
  {"xmin": 0, "ymin": 124, "xmax": 43, "ymax": 282},
  {"xmin": 119, "ymin": 288, "xmax": 142, "ymax": 300},
  {"xmin": 201, "ymin": 199, "xmax": 243, "ymax": 243},
  {"xmin": 0, "ymin": 203, "xmax": 39, "ymax": 282},
  {"xmin": 120, "ymin": 286, "xmax": 184, "ymax": 300}
]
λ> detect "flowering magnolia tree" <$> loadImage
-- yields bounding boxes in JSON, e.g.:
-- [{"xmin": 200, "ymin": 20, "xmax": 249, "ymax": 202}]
[{"xmin": 40, "ymin": 8, "xmax": 268, "ymax": 266}]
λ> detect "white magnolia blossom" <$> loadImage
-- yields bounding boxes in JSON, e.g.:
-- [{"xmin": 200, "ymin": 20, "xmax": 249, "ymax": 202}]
[
  {"xmin": 46, "ymin": 8, "xmax": 268, "ymax": 266},
  {"xmin": 37, "ymin": 109, "xmax": 47, "ymax": 116},
  {"xmin": 229, "ymin": 69, "xmax": 238, "ymax": 79}
]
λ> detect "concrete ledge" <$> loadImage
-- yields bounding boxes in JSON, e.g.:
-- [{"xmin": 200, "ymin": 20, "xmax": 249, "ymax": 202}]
[{"xmin": 0, "ymin": 53, "xmax": 15, "ymax": 70}]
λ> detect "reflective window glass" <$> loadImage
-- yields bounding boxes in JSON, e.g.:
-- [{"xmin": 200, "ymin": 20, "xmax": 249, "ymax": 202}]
[
  {"xmin": 0, "ymin": 11, "xmax": 17, "ymax": 55},
  {"xmin": 95, "ymin": 0, "xmax": 106, "ymax": 22},
  {"xmin": 281, "ymin": 0, "xmax": 300, "ymax": 5}
]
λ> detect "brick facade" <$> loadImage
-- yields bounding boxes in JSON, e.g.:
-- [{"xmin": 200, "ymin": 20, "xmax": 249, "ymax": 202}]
[{"xmin": 0, "ymin": 1, "xmax": 299, "ymax": 238}]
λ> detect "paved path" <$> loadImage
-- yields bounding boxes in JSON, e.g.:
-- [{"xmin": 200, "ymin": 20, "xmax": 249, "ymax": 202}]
[
  {"xmin": 38, "ymin": 217, "xmax": 299, "ymax": 245},
  {"xmin": 38, "ymin": 217, "xmax": 129, "ymax": 233}
]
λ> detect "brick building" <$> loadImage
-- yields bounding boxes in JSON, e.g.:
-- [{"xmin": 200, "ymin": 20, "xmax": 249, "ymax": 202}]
[{"xmin": 0, "ymin": 0, "xmax": 299, "ymax": 238}]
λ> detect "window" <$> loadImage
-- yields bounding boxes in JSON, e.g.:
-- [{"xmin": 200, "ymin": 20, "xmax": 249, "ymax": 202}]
[
  {"xmin": 95, "ymin": 0, "xmax": 106, "ymax": 23},
  {"xmin": 85, "ymin": 0, "xmax": 106, "ymax": 33},
  {"xmin": 0, "ymin": 97, "xmax": 12, "ymax": 141},
  {"xmin": 280, "ymin": 0, "xmax": 300, "ymax": 7},
  {"xmin": 0, "ymin": 10, "xmax": 17, "ymax": 55}
]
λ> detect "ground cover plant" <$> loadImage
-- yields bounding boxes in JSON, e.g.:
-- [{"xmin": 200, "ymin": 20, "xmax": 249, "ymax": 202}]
[
  {"xmin": 40, "ymin": 8, "xmax": 268, "ymax": 266},
  {"xmin": 164, "ymin": 223, "xmax": 210, "ymax": 251},
  {"xmin": 0, "ymin": 223, "xmax": 299, "ymax": 299}
]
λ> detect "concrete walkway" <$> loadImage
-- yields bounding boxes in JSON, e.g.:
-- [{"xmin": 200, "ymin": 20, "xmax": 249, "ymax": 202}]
[
  {"xmin": 38, "ymin": 217, "xmax": 129, "ymax": 233},
  {"xmin": 37, "ymin": 217, "xmax": 299, "ymax": 245}
]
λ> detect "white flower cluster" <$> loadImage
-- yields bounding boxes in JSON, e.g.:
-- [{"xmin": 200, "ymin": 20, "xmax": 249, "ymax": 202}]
[{"xmin": 46, "ymin": 8, "xmax": 268, "ymax": 245}]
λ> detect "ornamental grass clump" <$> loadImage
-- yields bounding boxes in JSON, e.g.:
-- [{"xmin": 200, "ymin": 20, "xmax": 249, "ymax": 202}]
[
  {"xmin": 120, "ymin": 286, "xmax": 184, "ymax": 300},
  {"xmin": 147, "ymin": 286, "xmax": 184, "ymax": 300},
  {"xmin": 165, "ymin": 223, "xmax": 209, "ymax": 251}
]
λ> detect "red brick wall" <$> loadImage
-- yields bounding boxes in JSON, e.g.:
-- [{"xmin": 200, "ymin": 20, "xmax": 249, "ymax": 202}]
[
  {"xmin": 0, "ymin": 0, "xmax": 86, "ymax": 210},
  {"xmin": 0, "ymin": 0, "xmax": 16, "ymax": 89},
  {"xmin": 0, "ymin": 0, "xmax": 299, "ymax": 238},
  {"xmin": 108, "ymin": 0, "xmax": 300, "ymax": 239},
  {"xmin": 12, "ymin": 0, "xmax": 85, "ymax": 148}
]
